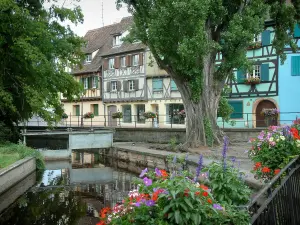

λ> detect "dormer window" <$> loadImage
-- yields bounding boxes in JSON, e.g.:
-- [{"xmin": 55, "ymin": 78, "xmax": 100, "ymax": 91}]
[
  {"xmin": 85, "ymin": 54, "xmax": 92, "ymax": 63},
  {"xmin": 253, "ymin": 34, "xmax": 261, "ymax": 43},
  {"xmin": 113, "ymin": 35, "xmax": 122, "ymax": 46}
]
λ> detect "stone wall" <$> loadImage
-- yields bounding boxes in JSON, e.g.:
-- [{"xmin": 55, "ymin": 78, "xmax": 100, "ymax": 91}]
[
  {"xmin": 0, "ymin": 157, "xmax": 36, "ymax": 194},
  {"xmin": 114, "ymin": 128, "xmax": 261, "ymax": 144}
]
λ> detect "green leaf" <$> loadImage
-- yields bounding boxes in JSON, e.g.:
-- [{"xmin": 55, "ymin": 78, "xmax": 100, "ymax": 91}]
[
  {"xmin": 175, "ymin": 210, "xmax": 180, "ymax": 224},
  {"xmin": 183, "ymin": 198, "xmax": 193, "ymax": 209}
]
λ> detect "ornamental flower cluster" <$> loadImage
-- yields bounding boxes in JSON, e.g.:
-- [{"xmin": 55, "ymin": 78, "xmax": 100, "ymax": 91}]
[
  {"xmin": 260, "ymin": 108, "xmax": 279, "ymax": 117},
  {"xmin": 173, "ymin": 109, "xmax": 186, "ymax": 118},
  {"xmin": 111, "ymin": 112, "xmax": 123, "ymax": 119},
  {"xmin": 142, "ymin": 112, "xmax": 157, "ymax": 119},
  {"xmin": 244, "ymin": 76, "xmax": 260, "ymax": 85},
  {"xmin": 83, "ymin": 112, "xmax": 94, "ymax": 119},
  {"xmin": 96, "ymin": 164, "xmax": 249, "ymax": 225},
  {"xmin": 248, "ymin": 125, "xmax": 300, "ymax": 181}
]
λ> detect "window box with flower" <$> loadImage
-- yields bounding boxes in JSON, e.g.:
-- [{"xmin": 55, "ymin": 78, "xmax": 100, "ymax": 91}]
[
  {"xmin": 112, "ymin": 112, "xmax": 123, "ymax": 119},
  {"xmin": 244, "ymin": 77, "xmax": 261, "ymax": 85},
  {"xmin": 83, "ymin": 112, "xmax": 94, "ymax": 119},
  {"xmin": 261, "ymin": 108, "xmax": 279, "ymax": 126},
  {"xmin": 142, "ymin": 112, "xmax": 157, "ymax": 119}
]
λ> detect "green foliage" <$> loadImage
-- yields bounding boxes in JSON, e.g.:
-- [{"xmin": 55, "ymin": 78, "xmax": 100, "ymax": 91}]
[
  {"xmin": 0, "ymin": 142, "xmax": 45, "ymax": 170},
  {"xmin": 217, "ymin": 86, "xmax": 234, "ymax": 122},
  {"xmin": 203, "ymin": 162, "xmax": 252, "ymax": 206},
  {"xmin": 204, "ymin": 117, "xmax": 213, "ymax": 147},
  {"xmin": 0, "ymin": 0, "xmax": 85, "ymax": 141},
  {"xmin": 168, "ymin": 137, "xmax": 178, "ymax": 151}
]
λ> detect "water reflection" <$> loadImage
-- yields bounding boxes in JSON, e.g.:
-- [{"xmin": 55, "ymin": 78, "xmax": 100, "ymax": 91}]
[{"xmin": 0, "ymin": 150, "xmax": 137, "ymax": 225}]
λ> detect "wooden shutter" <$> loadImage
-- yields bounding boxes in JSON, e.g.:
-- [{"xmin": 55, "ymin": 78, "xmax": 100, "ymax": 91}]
[
  {"xmin": 229, "ymin": 101, "xmax": 243, "ymax": 119},
  {"xmin": 261, "ymin": 64, "xmax": 269, "ymax": 81},
  {"xmin": 236, "ymin": 69, "xmax": 245, "ymax": 83},
  {"xmin": 123, "ymin": 80, "xmax": 128, "ymax": 92},
  {"xmin": 294, "ymin": 24, "xmax": 300, "ymax": 38},
  {"xmin": 115, "ymin": 56, "xmax": 120, "ymax": 69},
  {"xmin": 292, "ymin": 56, "xmax": 300, "ymax": 76},
  {"xmin": 262, "ymin": 30, "xmax": 271, "ymax": 46},
  {"xmin": 139, "ymin": 53, "xmax": 143, "ymax": 65},
  {"xmin": 106, "ymin": 82, "xmax": 111, "ymax": 92},
  {"xmin": 117, "ymin": 81, "xmax": 122, "ymax": 91},
  {"xmin": 126, "ymin": 55, "xmax": 131, "ymax": 66},
  {"xmin": 134, "ymin": 79, "xmax": 139, "ymax": 91},
  {"xmin": 94, "ymin": 104, "xmax": 99, "ymax": 116},
  {"xmin": 103, "ymin": 59, "xmax": 108, "ymax": 70}
]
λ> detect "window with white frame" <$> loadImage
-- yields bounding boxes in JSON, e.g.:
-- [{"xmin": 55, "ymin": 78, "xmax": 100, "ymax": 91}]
[
  {"xmin": 253, "ymin": 34, "xmax": 261, "ymax": 42},
  {"xmin": 108, "ymin": 58, "xmax": 115, "ymax": 69},
  {"xmin": 111, "ymin": 81, "xmax": 117, "ymax": 91},
  {"xmin": 120, "ymin": 56, "xmax": 126, "ymax": 67},
  {"xmin": 83, "ymin": 78, "xmax": 88, "ymax": 89},
  {"xmin": 247, "ymin": 65, "xmax": 261, "ymax": 78},
  {"xmin": 92, "ymin": 76, "xmax": 97, "ymax": 88},
  {"xmin": 132, "ymin": 54, "xmax": 139, "ymax": 66},
  {"xmin": 113, "ymin": 35, "xmax": 122, "ymax": 46},
  {"xmin": 128, "ymin": 80, "xmax": 135, "ymax": 91},
  {"xmin": 85, "ymin": 54, "xmax": 92, "ymax": 63}
]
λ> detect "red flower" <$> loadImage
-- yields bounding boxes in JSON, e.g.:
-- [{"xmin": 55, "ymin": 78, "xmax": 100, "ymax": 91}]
[
  {"xmin": 200, "ymin": 184, "xmax": 209, "ymax": 190},
  {"xmin": 184, "ymin": 189, "xmax": 189, "ymax": 197},
  {"xmin": 290, "ymin": 128, "xmax": 300, "ymax": 140},
  {"xmin": 96, "ymin": 221, "xmax": 106, "ymax": 225},
  {"xmin": 207, "ymin": 198, "xmax": 212, "ymax": 204},
  {"xmin": 255, "ymin": 162, "xmax": 262, "ymax": 168},
  {"xmin": 274, "ymin": 169, "xmax": 280, "ymax": 175},
  {"xmin": 262, "ymin": 167, "xmax": 271, "ymax": 173},
  {"xmin": 202, "ymin": 191, "xmax": 208, "ymax": 197},
  {"xmin": 195, "ymin": 191, "xmax": 200, "ymax": 196}
]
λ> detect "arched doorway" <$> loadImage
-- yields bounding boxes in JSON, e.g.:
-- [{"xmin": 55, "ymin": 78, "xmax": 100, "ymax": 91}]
[
  {"xmin": 256, "ymin": 100, "xmax": 277, "ymax": 127},
  {"xmin": 108, "ymin": 105, "xmax": 117, "ymax": 127}
]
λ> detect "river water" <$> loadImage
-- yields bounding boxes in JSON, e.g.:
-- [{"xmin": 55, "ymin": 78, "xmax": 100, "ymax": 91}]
[{"xmin": 0, "ymin": 150, "xmax": 138, "ymax": 225}]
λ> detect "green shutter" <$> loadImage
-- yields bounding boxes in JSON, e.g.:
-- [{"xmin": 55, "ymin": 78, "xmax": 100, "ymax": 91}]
[
  {"xmin": 292, "ymin": 56, "xmax": 300, "ymax": 76},
  {"xmin": 95, "ymin": 76, "xmax": 99, "ymax": 88},
  {"xmin": 229, "ymin": 101, "xmax": 243, "ymax": 119},
  {"xmin": 261, "ymin": 64, "xmax": 269, "ymax": 81},
  {"xmin": 262, "ymin": 30, "xmax": 271, "ymax": 46},
  {"xmin": 153, "ymin": 78, "xmax": 163, "ymax": 91},
  {"xmin": 80, "ymin": 78, "xmax": 84, "ymax": 85},
  {"xmin": 94, "ymin": 104, "xmax": 99, "ymax": 116},
  {"xmin": 171, "ymin": 80, "xmax": 177, "ymax": 91},
  {"xmin": 236, "ymin": 69, "xmax": 245, "ymax": 83},
  {"xmin": 87, "ymin": 77, "xmax": 92, "ymax": 89},
  {"xmin": 75, "ymin": 105, "xmax": 80, "ymax": 116},
  {"xmin": 294, "ymin": 24, "xmax": 300, "ymax": 38}
]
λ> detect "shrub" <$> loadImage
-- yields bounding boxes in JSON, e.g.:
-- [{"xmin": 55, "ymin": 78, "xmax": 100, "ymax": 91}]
[
  {"xmin": 112, "ymin": 112, "xmax": 123, "ymax": 119},
  {"xmin": 83, "ymin": 112, "xmax": 94, "ymax": 119},
  {"xmin": 62, "ymin": 113, "xmax": 68, "ymax": 119},
  {"xmin": 248, "ymin": 126, "xmax": 300, "ymax": 180},
  {"xmin": 143, "ymin": 112, "xmax": 157, "ymax": 119}
]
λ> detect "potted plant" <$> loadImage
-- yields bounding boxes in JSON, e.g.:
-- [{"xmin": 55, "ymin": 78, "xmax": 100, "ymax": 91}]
[
  {"xmin": 62, "ymin": 113, "xmax": 68, "ymax": 119},
  {"xmin": 83, "ymin": 112, "xmax": 94, "ymax": 119},
  {"xmin": 143, "ymin": 112, "xmax": 157, "ymax": 119},
  {"xmin": 244, "ymin": 77, "xmax": 261, "ymax": 85},
  {"xmin": 248, "ymin": 42, "xmax": 262, "ymax": 49},
  {"xmin": 261, "ymin": 108, "xmax": 279, "ymax": 126},
  {"xmin": 112, "ymin": 112, "xmax": 123, "ymax": 119}
]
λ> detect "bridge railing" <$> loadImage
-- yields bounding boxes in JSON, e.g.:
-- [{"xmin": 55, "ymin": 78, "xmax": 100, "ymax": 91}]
[{"xmin": 242, "ymin": 156, "xmax": 300, "ymax": 225}]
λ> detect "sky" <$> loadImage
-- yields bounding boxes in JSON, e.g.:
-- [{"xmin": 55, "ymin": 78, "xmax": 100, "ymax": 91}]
[{"xmin": 47, "ymin": 0, "xmax": 131, "ymax": 37}]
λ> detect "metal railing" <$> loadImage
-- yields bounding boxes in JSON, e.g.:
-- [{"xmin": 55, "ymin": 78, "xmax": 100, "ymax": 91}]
[
  {"xmin": 20, "ymin": 112, "xmax": 300, "ymax": 129},
  {"xmin": 245, "ymin": 156, "xmax": 300, "ymax": 225}
]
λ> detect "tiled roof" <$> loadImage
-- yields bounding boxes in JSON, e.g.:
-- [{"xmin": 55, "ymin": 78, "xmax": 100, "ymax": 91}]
[{"xmin": 73, "ymin": 16, "xmax": 146, "ymax": 75}]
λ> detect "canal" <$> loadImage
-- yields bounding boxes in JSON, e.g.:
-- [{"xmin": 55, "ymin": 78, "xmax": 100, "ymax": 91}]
[{"xmin": 0, "ymin": 150, "xmax": 138, "ymax": 225}]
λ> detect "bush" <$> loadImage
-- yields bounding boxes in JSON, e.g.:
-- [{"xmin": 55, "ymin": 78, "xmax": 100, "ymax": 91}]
[
  {"xmin": 248, "ymin": 125, "xmax": 300, "ymax": 180},
  {"xmin": 143, "ymin": 112, "xmax": 157, "ymax": 119},
  {"xmin": 112, "ymin": 112, "xmax": 123, "ymax": 119},
  {"xmin": 83, "ymin": 112, "xmax": 94, "ymax": 119}
]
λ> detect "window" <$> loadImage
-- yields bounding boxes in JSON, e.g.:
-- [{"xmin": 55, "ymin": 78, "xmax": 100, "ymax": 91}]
[
  {"xmin": 111, "ymin": 81, "xmax": 117, "ymax": 91},
  {"xmin": 83, "ymin": 78, "xmax": 88, "ymax": 89},
  {"xmin": 128, "ymin": 80, "xmax": 135, "ymax": 91},
  {"xmin": 92, "ymin": 76, "xmax": 98, "ymax": 88},
  {"xmin": 136, "ymin": 104, "xmax": 145, "ymax": 123},
  {"xmin": 132, "ymin": 54, "xmax": 139, "ymax": 66},
  {"xmin": 166, "ymin": 104, "xmax": 185, "ymax": 124},
  {"xmin": 229, "ymin": 101, "xmax": 243, "ymax": 119},
  {"xmin": 120, "ymin": 56, "xmax": 126, "ymax": 67},
  {"xmin": 253, "ymin": 34, "xmax": 261, "ymax": 43},
  {"xmin": 252, "ymin": 65, "xmax": 261, "ymax": 78},
  {"xmin": 108, "ymin": 58, "xmax": 115, "ymax": 69},
  {"xmin": 85, "ymin": 54, "xmax": 92, "ymax": 63},
  {"xmin": 152, "ymin": 78, "xmax": 163, "ymax": 92},
  {"xmin": 170, "ymin": 80, "xmax": 178, "ymax": 91},
  {"xmin": 92, "ymin": 104, "xmax": 99, "ymax": 116},
  {"xmin": 73, "ymin": 105, "xmax": 80, "ymax": 116},
  {"xmin": 122, "ymin": 105, "xmax": 132, "ymax": 123},
  {"xmin": 292, "ymin": 56, "xmax": 300, "ymax": 76},
  {"xmin": 113, "ymin": 35, "xmax": 122, "ymax": 46}
]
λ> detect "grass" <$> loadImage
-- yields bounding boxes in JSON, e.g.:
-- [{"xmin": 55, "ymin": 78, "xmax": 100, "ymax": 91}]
[{"xmin": 0, "ymin": 142, "xmax": 45, "ymax": 170}]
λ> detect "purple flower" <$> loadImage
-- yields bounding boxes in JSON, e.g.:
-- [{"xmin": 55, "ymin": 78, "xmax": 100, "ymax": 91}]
[
  {"xmin": 155, "ymin": 168, "xmax": 162, "ymax": 177},
  {"xmin": 145, "ymin": 200, "xmax": 155, "ymax": 207},
  {"xmin": 134, "ymin": 202, "xmax": 141, "ymax": 207},
  {"xmin": 143, "ymin": 177, "xmax": 152, "ymax": 186},
  {"xmin": 139, "ymin": 168, "xmax": 148, "ymax": 178},
  {"xmin": 172, "ymin": 155, "xmax": 177, "ymax": 164},
  {"xmin": 193, "ymin": 154, "xmax": 203, "ymax": 182},
  {"xmin": 213, "ymin": 204, "xmax": 223, "ymax": 210}
]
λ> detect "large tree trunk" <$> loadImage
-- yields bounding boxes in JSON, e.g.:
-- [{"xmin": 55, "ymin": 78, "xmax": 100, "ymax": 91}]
[{"xmin": 169, "ymin": 53, "xmax": 224, "ymax": 148}]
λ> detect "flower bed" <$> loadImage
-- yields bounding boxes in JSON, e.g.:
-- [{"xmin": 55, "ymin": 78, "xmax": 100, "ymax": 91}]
[
  {"xmin": 248, "ymin": 123, "xmax": 300, "ymax": 181},
  {"xmin": 96, "ymin": 137, "xmax": 250, "ymax": 225}
]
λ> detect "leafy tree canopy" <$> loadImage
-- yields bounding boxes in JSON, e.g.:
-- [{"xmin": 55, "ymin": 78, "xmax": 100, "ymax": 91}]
[{"xmin": 0, "ymin": 0, "xmax": 84, "ymax": 139}]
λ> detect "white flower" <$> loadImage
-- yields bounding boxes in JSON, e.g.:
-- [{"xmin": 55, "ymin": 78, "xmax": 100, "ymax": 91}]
[
  {"xmin": 296, "ymin": 140, "xmax": 300, "ymax": 148},
  {"xmin": 269, "ymin": 137, "xmax": 274, "ymax": 142},
  {"xmin": 276, "ymin": 139, "xmax": 280, "ymax": 142},
  {"xmin": 280, "ymin": 136, "xmax": 285, "ymax": 141}
]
